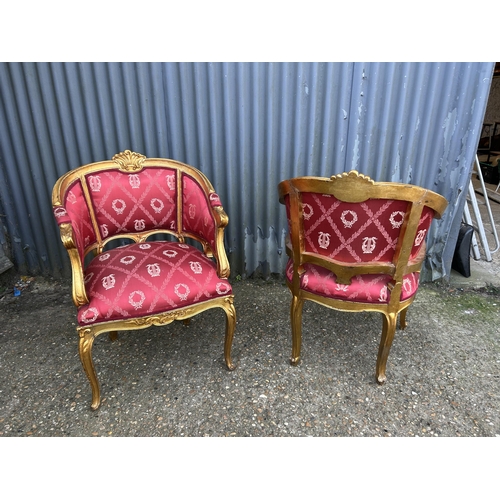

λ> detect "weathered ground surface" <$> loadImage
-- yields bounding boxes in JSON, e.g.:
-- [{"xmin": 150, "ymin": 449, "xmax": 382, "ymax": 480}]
[{"xmin": 0, "ymin": 267, "xmax": 499, "ymax": 438}]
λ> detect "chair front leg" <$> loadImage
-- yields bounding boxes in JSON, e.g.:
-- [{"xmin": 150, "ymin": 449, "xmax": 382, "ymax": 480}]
[
  {"xmin": 78, "ymin": 327, "xmax": 101, "ymax": 410},
  {"xmin": 376, "ymin": 312, "xmax": 397, "ymax": 384},
  {"xmin": 223, "ymin": 296, "xmax": 236, "ymax": 371},
  {"xmin": 290, "ymin": 294, "xmax": 304, "ymax": 366}
]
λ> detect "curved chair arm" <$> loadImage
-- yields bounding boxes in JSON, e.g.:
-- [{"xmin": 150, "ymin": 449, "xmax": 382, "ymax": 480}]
[
  {"xmin": 58, "ymin": 223, "xmax": 89, "ymax": 307},
  {"xmin": 211, "ymin": 204, "xmax": 230, "ymax": 279}
]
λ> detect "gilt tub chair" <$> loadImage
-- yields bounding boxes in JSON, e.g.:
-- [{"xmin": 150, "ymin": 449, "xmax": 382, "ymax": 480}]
[
  {"xmin": 52, "ymin": 150, "xmax": 236, "ymax": 409},
  {"xmin": 278, "ymin": 170, "xmax": 448, "ymax": 383}
]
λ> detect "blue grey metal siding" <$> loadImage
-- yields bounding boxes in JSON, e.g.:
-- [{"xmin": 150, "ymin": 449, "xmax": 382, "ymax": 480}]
[{"xmin": 0, "ymin": 62, "xmax": 494, "ymax": 280}]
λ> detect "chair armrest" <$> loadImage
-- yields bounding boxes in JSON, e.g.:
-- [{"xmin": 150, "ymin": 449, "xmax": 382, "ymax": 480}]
[
  {"xmin": 211, "ymin": 204, "xmax": 230, "ymax": 279},
  {"xmin": 58, "ymin": 223, "xmax": 89, "ymax": 307}
]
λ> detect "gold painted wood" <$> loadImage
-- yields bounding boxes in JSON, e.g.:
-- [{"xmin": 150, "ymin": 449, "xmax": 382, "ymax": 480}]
[
  {"xmin": 278, "ymin": 170, "xmax": 448, "ymax": 384},
  {"xmin": 76, "ymin": 297, "xmax": 236, "ymax": 410},
  {"xmin": 53, "ymin": 151, "xmax": 235, "ymax": 409},
  {"xmin": 112, "ymin": 150, "xmax": 146, "ymax": 171}
]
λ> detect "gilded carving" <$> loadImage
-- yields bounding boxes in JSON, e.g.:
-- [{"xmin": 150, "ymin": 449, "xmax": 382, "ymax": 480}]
[
  {"xmin": 128, "ymin": 308, "xmax": 195, "ymax": 327},
  {"xmin": 330, "ymin": 170, "xmax": 375, "ymax": 185},
  {"xmin": 59, "ymin": 223, "xmax": 76, "ymax": 249},
  {"xmin": 112, "ymin": 150, "xmax": 146, "ymax": 172}
]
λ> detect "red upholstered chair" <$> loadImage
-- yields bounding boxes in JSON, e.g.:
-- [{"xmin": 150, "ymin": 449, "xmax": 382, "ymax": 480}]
[
  {"xmin": 52, "ymin": 150, "xmax": 236, "ymax": 409},
  {"xmin": 278, "ymin": 171, "xmax": 448, "ymax": 383}
]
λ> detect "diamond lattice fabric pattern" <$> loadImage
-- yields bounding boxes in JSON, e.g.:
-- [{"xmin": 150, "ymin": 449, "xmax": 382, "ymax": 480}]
[
  {"xmin": 77, "ymin": 241, "xmax": 232, "ymax": 325},
  {"xmin": 85, "ymin": 168, "xmax": 178, "ymax": 240},
  {"xmin": 285, "ymin": 260, "xmax": 419, "ymax": 304}
]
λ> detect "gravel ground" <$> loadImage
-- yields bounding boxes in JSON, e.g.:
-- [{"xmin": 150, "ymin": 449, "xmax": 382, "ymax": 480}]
[
  {"xmin": 0, "ymin": 268, "xmax": 498, "ymax": 496},
  {"xmin": 1, "ymin": 269, "xmax": 498, "ymax": 438}
]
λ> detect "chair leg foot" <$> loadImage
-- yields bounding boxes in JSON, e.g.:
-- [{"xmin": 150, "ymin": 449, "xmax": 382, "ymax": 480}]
[
  {"xmin": 290, "ymin": 356, "xmax": 301, "ymax": 366},
  {"xmin": 78, "ymin": 328, "xmax": 101, "ymax": 410},
  {"xmin": 223, "ymin": 297, "xmax": 236, "ymax": 371},
  {"xmin": 376, "ymin": 313, "xmax": 397, "ymax": 384}
]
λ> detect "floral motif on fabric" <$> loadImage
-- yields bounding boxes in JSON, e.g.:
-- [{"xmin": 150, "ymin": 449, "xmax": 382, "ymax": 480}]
[
  {"xmin": 216, "ymin": 282, "xmax": 231, "ymax": 295},
  {"xmin": 362, "ymin": 236, "xmax": 377, "ymax": 254},
  {"xmin": 318, "ymin": 232, "xmax": 331, "ymax": 249},
  {"xmin": 302, "ymin": 203, "xmax": 314, "ymax": 220},
  {"xmin": 174, "ymin": 283, "xmax": 190, "ymax": 301},
  {"xmin": 81, "ymin": 307, "xmax": 99, "ymax": 323},
  {"xmin": 150, "ymin": 198, "xmax": 164, "ymax": 213},
  {"xmin": 389, "ymin": 211, "xmax": 405, "ymax": 228},
  {"xmin": 88, "ymin": 176, "xmax": 101, "ymax": 192},
  {"xmin": 102, "ymin": 274, "xmax": 116, "ymax": 290},
  {"xmin": 129, "ymin": 290, "xmax": 146, "ymax": 309},
  {"xmin": 414, "ymin": 229, "xmax": 427, "ymax": 246},
  {"xmin": 112, "ymin": 199, "xmax": 126, "ymax": 214},
  {"xmin": 129, "ymin": 174, "xmax": 141, "ymax": 189},
  {"xmin": 166, "ymin": 174, "xmax": 175, "ymax": 191},
  {"xmin": 53, "ymin": 207, "xmax": 68, "ymax": 218},
  {"xmin": 134, "ymin": 219, "xmax": 146, "ymax": 231},
  {"xmin": 189, "ymin": 261, "xmax": 203, "ymax": 274},
  {"xmin": 147, "ymin": 263, "xmax": 161, "ymax": 277},
  {"xmin": 120, "ymin": 256, "xmax": 136, "ymax": 265},
  {"xmin": 340, "ymin": 210, "xmax": 358, "ymax": 228},
  {"xmin": 163, "ymin": 249, "xmax": 178, "ymax": 258},
  {"xmin": 76, "ymin": 241, "xmax": 232, "ymax": 326}
]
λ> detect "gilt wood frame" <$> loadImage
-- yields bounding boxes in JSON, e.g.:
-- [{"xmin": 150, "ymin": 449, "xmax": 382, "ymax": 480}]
[
  {"xmin": 278, "ymin": 170, "xmax": 448, "ymax": 383},
  {"xmin": 53, "ymin": 151, "xmax": 235, "ymax": 409}
]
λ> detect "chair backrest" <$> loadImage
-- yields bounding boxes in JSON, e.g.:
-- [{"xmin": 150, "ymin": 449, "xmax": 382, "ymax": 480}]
[
  {"xmin": 52, "ymin": 150, "xmax": 228, "ymax": 273},
  {"xmin": 278, "ymin": 171, "xmax": 448, "ymax": 285}
]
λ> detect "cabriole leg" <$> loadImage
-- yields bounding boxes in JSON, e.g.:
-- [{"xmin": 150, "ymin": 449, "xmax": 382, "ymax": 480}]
[
  {"xmin": 376, "ymin": 313, "xmax": 397, "ymax": 384},
  {"xmin": 290, "ymin": 295, "xmax": 304, "ymax": 366},
  {"xmin": 78, "ymin": 327, "xmax": 101, "ymax": 410},
  {"xmin": 223, "ymin": 297, "xmax": 236, "ymax": 371},
  {"xmin": 399, "ymin": 307, "xmax": 408, "ymax": 330}
]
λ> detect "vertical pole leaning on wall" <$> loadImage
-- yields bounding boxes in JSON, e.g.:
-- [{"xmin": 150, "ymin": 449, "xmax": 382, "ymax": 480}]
[
  {"xmin": 472, "ymin": 155, "xmax": 499, "ymax": 255},
  {"xmin": 464, "ymin": 155, "xmax": 500, "ymax": 261}
]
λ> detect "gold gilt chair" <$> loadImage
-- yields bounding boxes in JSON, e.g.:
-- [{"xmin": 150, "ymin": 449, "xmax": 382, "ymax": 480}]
[
  {"xmin": 52, "ymin": 150, "xmax": 236, "ymax": 409},
  {"xmin": 278, "ymin": 171, "xmax": 448, "ymax": 383}
]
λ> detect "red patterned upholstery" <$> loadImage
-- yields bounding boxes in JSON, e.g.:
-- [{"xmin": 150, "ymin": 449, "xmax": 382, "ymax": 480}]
[
  {"xmin": 182, "ymin": 173, "xmax": 217, "ymax": 251},
  {"xmin": 86, "ymin": 167, "xmax": 178, "ymax": 239},
  {"xmin": 283, "ymin": 194, "xmax": 437, "ymax": 303},
  {"xmin": 278, "ymin": 170, "xmax": 448, "ymax": 385},
  {"xmin": 78, "ymin": 241, "xmax": 232, "ymax": 325},
  {"xmin": 53, "ymin": 180, "xmax": 97, "ymax": 262},
  {"xmin": 285, "ymin": 260, "xmax": 419, "ymax": 304},
  {"xmin": 52, "ymin": 151, "xmax": 236, "ymax": 409},
  {"xmin": 297, "ymin": 194, "xmax": 410, "ymax": 263}
]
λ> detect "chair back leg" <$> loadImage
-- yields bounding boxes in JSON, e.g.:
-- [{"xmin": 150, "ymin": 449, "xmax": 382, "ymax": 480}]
[
  {"xmin": 376, "ymin": 312, "xmax": 398, "ymax": 384},
  {"xmin": 290, "ymin": 295, "xmax": 304, "ymax": 365}
]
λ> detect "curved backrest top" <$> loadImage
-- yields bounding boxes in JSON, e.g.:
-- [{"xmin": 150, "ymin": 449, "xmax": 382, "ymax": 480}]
[{"xmin": 278, "ymin": 170, "xmax": 448, "ymax": 217}]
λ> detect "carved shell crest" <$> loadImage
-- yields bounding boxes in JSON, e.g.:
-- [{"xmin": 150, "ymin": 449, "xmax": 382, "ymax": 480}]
[{"xmin": 112, "ymin": 150, "xmax": 146, "ymax": 172}]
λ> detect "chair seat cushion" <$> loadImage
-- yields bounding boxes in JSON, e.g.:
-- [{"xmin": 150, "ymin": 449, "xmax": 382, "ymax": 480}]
[
  {"xmin": 77, "ymin": 241, "xmax": 232, "ymax": 325},
  {"xmin": 285, "ymin": 259, "xmax": 419, "ymax": 304}
]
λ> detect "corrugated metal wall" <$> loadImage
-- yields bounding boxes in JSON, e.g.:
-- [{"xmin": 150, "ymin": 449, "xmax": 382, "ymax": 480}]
[{"xmin": 0, "ymin": 62, "xmax": 494, "ymax": 280}]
